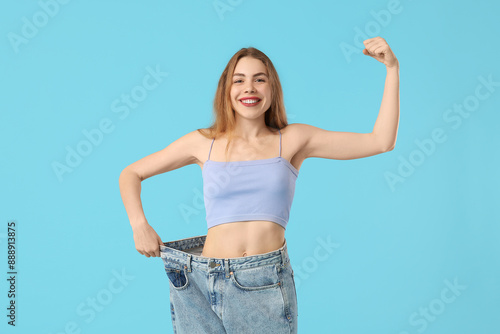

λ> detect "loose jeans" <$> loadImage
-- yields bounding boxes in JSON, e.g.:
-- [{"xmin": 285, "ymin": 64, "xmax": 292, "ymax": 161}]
[{"xmin": 159, "ymin": 234, "xmax": 298, "ymax": 333}]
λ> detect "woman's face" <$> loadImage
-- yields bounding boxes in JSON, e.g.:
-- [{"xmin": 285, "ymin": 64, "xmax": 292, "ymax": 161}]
[{"xmin": 230, "ymin": 56, "xmax": 272, "ymax": 120}]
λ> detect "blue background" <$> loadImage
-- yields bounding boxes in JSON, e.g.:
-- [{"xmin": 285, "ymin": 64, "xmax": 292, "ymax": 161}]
[{"xmin": 1, "ymin": 0, "xmax": 499, "ymax": 333}]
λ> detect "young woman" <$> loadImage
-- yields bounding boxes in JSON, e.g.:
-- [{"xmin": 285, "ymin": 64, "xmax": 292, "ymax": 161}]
[{"xmin": 119, "ymin": 36, "xmax": 399, "ymax": 333}]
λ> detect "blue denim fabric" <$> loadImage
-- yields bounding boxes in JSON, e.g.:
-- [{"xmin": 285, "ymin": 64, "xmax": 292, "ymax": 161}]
[{"xmin": 159, "ymin": 235, "xmax": 298, "ymax": 334}]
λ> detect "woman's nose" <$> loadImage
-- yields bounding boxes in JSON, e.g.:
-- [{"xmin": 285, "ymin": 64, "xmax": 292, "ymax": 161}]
[{"xmin": 244, "ymin": 84, "xmax": 256, "ymax": 93}]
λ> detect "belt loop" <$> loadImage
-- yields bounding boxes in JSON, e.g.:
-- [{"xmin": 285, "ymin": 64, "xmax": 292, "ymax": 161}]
[
  {"xmin": 224, "ymin": 259, "xmax": 230, "ymax": 278},
  {"xmin": 186, "ymin": 254, "xmax": 192, "ymax": 272},
  {"xmin": 281, "ymin": 238, "xmax": 288, "ymax": 266},
  {"xmin": 280, "ymin": 248, "xmax": 287, "ymax": 267}
]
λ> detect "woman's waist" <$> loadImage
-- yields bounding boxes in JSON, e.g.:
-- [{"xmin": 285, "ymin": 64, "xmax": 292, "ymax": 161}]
[{"xmin": 202, "ymin": 220, "xmax": 285, "ymax": 258}]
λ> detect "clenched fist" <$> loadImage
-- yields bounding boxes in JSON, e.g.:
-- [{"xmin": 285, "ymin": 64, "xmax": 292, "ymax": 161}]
[{"xmin": 362, "ymin": 37, "xmax": 399, "ymax": 68}]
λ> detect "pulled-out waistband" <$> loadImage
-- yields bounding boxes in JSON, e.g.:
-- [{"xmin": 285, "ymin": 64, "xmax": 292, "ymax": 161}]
[{"xmin": 159, "ymin": 235, "xmax": 290, "ymax": 274}]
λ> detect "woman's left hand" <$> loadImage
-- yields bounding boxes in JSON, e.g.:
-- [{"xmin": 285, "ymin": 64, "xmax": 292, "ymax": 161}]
[{"xmin": 362, "ymin": 37, "xmax": 399, "ymax": 68}]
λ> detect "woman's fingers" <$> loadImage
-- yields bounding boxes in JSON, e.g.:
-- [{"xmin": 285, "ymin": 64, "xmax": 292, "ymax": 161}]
[{"xmin": 362, "ymin": 36, "xmax": 398, "ymax": 67}]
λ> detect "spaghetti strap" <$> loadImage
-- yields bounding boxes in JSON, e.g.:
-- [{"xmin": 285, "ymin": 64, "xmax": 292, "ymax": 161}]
[
  {"xmin": 278, "ymin": 128, "xmax": 282, "ymax": 157},
  {"xmin": 208, "ymin": 138, "xmax": 215, "ymax": 160}
]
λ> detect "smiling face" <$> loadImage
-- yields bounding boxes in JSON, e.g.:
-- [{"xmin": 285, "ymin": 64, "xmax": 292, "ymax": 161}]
[{"xmin": 230, "ymin": 56, "xmax": 272, "ymax": 120}]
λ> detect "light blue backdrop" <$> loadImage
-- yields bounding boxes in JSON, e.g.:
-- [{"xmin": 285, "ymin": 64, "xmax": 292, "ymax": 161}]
[{"xmin": 1, "ymin": 0, "xmax": 499, "ymax": 333}]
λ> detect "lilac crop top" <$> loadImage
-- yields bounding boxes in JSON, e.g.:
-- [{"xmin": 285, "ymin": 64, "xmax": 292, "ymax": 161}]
[{"xmin": 202, "ymin": 128, "xmax": 299, "ymax": 230}]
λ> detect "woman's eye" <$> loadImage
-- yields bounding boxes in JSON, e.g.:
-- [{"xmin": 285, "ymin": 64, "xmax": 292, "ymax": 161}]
[{"xmin": 234, "ymin": 79, "xmax": 265, "ymax": 83}]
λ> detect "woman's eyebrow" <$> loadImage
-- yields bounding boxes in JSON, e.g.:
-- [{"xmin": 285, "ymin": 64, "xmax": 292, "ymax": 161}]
[{"xmin": 232, "ymin": 72, "xmax": 268, "ymax": 77}]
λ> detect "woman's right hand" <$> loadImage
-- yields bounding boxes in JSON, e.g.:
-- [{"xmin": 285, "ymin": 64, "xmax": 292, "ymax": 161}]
[{"xmin": 131, "ymin": 221, "xmax": 163, "ymax": 258}]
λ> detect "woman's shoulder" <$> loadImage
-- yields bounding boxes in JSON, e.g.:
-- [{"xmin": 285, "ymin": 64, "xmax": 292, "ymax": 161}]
[
  {"xmin": 283, "ymin": 123, "xmax": 321, "ymax": 138},
  {"xmin": 280, "ymin": 123, "xmax": 305, "ymax": 131},
  {"xmin": 166, "ymin": 128, "xmax": 213, "ymax": 159},
  {"xmin": 189, "ymin": 128, "xmax": 217, "ymax": 164},
  {"xmin": 186, "ymin": 127, "xmax": 216, "ymax": 141},
  {"xmin": 284, "ymin": 123, "xmax": 307, "ymax": 128},
  {"xmin": 280, "ymin": 123, "xmax": 308, "ymax": 138}
]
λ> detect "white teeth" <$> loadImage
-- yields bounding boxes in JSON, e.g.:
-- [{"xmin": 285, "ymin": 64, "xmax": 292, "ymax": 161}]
[{"xmin": 241, "ymin": 99, "xmax": 259, "ymax": 104}]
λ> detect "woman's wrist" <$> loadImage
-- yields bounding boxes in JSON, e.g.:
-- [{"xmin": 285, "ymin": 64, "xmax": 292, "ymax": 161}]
[
  {"xmin": 130, "ymin": 218, "xmax": 149, "ymax": 230},
  {"xmin": 386, "ymin": 60, "xmax": 399, "ymax": 71}
]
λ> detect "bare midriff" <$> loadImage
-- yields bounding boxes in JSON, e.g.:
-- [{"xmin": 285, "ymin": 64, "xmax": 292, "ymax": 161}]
[{"xmin": 201, "ymin": 220, "xmax": 286, "ymax": 259}]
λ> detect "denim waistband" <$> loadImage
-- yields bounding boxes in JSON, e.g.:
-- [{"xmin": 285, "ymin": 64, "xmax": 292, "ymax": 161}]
[{"xmin": 159, "ymin": 235, "xmax": 290, "ymax": 274}]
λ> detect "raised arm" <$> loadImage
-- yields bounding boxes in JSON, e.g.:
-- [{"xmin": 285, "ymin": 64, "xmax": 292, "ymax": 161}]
[
  {"xmin": 118, "ymin": 130, "xmax": 200, "ymax": 257},
  {"xmin": 299, "ymin": 36, "xmax": 399, "ymax": 161},
  {"xmin": 367, "ymin": 37, "xmax": 399, "ymax": 152}
]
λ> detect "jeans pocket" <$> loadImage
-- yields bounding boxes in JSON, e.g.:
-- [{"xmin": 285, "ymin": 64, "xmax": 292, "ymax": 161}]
[
  {"xmin": 164, "ymin": 267, "xmax": 189, "ymax": 290},
  {"xmin": 162, "ymin": 257, "xmax": 189, "ymax": 290},
  {"xmin": 230, "ymin": 264, "xmax": 281, "ymax": 291}
]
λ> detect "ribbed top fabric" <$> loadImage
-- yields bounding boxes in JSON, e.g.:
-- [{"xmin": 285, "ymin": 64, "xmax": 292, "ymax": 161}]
[{"xmin": 202, "ymin": 128, "xmax": 299, "ymax": 230}]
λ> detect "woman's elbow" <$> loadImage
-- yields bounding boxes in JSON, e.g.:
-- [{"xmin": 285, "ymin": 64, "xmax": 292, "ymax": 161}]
[
  {"xmin": 384, "ymin": 142, "xmax": 396, "ymax": 152},
  {"xmin": 119, "ymin": 166, "xmax": 141, "ymax": 184}
]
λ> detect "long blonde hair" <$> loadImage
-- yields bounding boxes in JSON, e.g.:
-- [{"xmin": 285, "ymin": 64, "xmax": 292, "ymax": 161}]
[{"xmin": 197, "ymin": 47, "xmax": 288, "ymax": 162}]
